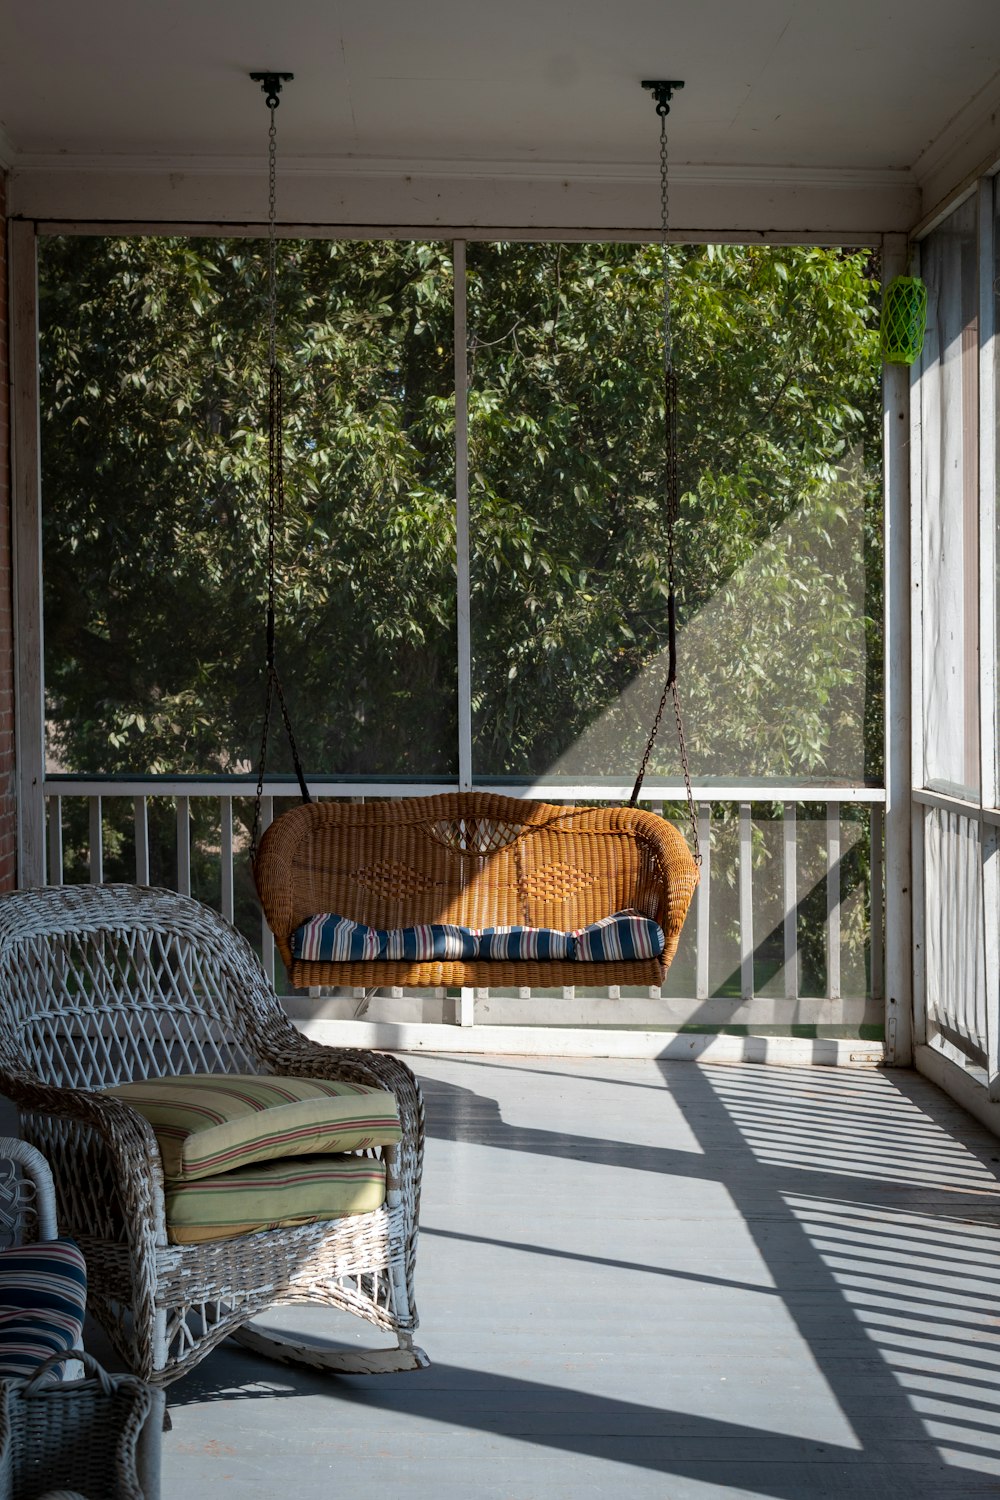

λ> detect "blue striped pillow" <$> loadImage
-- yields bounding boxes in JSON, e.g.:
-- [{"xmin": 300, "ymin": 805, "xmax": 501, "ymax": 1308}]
[
  {"xmin": 293, "ymin": 915, "xmax": 478, "ymax": 964},
  {"xmin": 0, "ymin": 1239, "xmax": 87, "ymax": 1379},
  {"xmin": 572, "ymin": 910, "xmax": 665, "ymax": 962}
]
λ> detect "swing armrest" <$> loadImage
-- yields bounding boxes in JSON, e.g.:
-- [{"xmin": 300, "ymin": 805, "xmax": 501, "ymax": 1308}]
[
  {"xmin": 632, "ymin": 813, "xmax": 699, "ymax": 964},
  {"xmin": 253, "ymin": 802, "xmax": 323, "ymax": 972}
]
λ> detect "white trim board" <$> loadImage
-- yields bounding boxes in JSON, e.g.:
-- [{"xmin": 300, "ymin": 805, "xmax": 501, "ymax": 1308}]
[
  {"xmin": 291, "ymin": 1018, "xmax": 885, "ymax": 1067},
  {"xmin": 9, "ymin": 164, "xmax": 921, "ymax": 237}
]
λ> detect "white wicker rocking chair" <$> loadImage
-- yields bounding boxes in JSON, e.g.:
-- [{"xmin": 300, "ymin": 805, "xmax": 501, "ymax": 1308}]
[{"xmin": 0, "ymin": 884, "xmax": 427, "ymax": 1388}]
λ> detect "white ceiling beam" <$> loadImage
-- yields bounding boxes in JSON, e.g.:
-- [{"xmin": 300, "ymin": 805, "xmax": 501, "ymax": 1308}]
[{"xmin": 9, "ymin": 161, "xmax": 919, "ymax": 239}]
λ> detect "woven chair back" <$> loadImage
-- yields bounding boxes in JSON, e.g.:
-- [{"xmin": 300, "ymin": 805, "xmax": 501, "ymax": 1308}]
[{"xmin": 0, "ymin": 885, "xmax": 289, "ymax": 1093}]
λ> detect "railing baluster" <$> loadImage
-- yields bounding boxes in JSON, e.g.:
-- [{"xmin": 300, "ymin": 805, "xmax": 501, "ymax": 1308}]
[
  {"xmin": 134, "ymin": 797, "xmax": 150, "ymax": 885},
  {"xmin": 260, "ymin": 796, "xmax": 275, "ymax": 988},
  {"xmin": 220, "ymin": 797, "xmax": 234, "ymax": 923},
  {"xmin": 739, "ymin": 802, "xmax": 754, "ymax": 1000},
  {"xmin": 696, "ymin": 802, "xmax": 711, "ymax": 1000},
  {"xmin": 870, "ymin": 804, "xmax": 884, "ymax": 1001},
  {"xmin": 827, "ymin": 802, "xmax": 842, "ymax": 1002},
  {"xmin": 963, "ymin": 813, "xmax": 982, "ymax": 1052},
  {"xmin": 783, "ymin": 802, "xmax": 798, "ymax": 1001},
  {"xmin": 950, "ymin": 813, "xmax": 964, "ymax": 1042},
  {"xmin": 983, "ymin": 820, "xmax": 1000, "ymax": 1100},
  {"xmin": 88, "ymin": 797, "xmax": 103, "ymax": 885},
  {"xmin": 176, "ymin": 796, "xmax": 191, "ymax": 897},
  {"xmin": 47, "ymin": 796, "xmax": 63, "ymax": 886}
]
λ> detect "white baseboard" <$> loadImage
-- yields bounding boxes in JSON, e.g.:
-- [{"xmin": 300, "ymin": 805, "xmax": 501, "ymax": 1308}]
[{"xmin": 292, "ymin": 1018, "xmax": 885, "ymax": 1066}]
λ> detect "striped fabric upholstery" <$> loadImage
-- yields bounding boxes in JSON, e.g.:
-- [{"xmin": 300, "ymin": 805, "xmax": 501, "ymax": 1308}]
[
  {"xmin": 294, "ymin": 915, "xmax": 479, "ymax": 963},
  {"xmin": 163, "ymin": 1154, "xmax": 387, "ymax": 1245},
  {"xmin": 292, "ymin": 910, "xmax": 664, "ymax": 964},
  {"xmin": 0, "ymin": 1239, "xmax": 87, "ymax": 1379},
  {"xmin": 476, "ymin": 925, "xmax": 573, "ymax": 960},
  {"xmin": 105, "ymin": 1074, "xmax": 402, "ymax": 1183},
  {"xmin": 572, "ymin": 909, "xmax": 665, "ymax": 962}
]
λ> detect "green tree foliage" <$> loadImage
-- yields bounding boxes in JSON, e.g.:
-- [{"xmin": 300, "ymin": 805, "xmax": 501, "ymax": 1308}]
[
  {"xmin": 42, "ymin": 236, "xmax": 457, "ymax": 778},
  {"xmin": 40, "ymin": 235, "xmax": 880, "ymax": 788},
  {"xmin": 467, "ymin": 242, "xmax": 881, "ymax": 781}
]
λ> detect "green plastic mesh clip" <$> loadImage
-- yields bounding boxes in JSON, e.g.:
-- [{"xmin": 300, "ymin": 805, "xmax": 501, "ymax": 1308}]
[{"xmin": 881, "ymin": 275, "xmax": 927, "ymax": 365}]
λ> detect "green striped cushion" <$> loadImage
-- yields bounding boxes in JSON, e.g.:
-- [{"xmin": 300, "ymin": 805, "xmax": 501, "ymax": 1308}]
[
  {"xmin": 104, "ymin": 1074, "xmax": 401, "ymax": 1183},
  {"xmin": 163, "ymin": 1153, "xmax": 387, "ymax": 1245}
]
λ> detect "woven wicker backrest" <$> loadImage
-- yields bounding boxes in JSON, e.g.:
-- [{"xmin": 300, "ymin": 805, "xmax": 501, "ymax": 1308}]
[
  {"xmin": 0, "ymin": 885, "xmax": 288, "ymax": 1092},
  {"xmin": 255, "ymin": 792, "xmax": 692, "ymax": 960}
]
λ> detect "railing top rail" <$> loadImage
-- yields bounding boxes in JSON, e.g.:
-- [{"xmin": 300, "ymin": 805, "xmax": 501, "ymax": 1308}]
[
  {"xmin": 43, "ymin": 775, "xmax": 887, "ymax": 804},
  {"xmin": 913, "ymin": 786, "xmax": 1000, "ymax": 820}
]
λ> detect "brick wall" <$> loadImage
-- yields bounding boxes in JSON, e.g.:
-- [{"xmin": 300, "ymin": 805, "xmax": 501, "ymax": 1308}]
[{"xmin": 0, "ymin": 175, "xmax": 18, "ymax": 889}]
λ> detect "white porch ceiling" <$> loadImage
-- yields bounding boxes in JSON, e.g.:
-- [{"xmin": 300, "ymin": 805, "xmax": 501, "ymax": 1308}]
[{"xmin": 1, "ymin": 0, "xmax": 999, "ymax": 235}]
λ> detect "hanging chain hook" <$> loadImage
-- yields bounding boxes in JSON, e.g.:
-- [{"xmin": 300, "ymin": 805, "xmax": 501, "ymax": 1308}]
[
  {"xmin": 250, "ymin": 72, "xmax": 294, "ymax": 111},
  {"xmin": 641, "ymin": 79, "xmax": 685, "ymax": 116},
  {"xmin": 249, "ymin": 73, "xmax": 292, "ymax": 371}
]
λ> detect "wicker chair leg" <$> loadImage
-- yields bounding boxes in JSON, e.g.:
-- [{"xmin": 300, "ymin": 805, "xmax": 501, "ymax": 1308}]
[{"xmin": 230, "ymin": 1324, "xmax": 429, "ymax": 1373}]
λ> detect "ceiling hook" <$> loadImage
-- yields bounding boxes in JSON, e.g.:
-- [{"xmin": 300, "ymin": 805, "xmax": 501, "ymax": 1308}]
[
  {"xmin": 250, "ymin": 72, "xmax": 294, "ymax": 110},
  {"xmin": 642, "ymin": 79, "xmax": 685, "ymax": 116}
]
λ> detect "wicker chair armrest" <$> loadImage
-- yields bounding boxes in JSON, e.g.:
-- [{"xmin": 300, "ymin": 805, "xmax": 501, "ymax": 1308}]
[{"xmin": 0, "ymin": 1069, "xmax": 167, "ymax": 1248}]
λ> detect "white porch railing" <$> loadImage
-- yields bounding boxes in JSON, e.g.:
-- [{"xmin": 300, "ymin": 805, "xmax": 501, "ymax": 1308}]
[
  {"xmin": 912, "ymin": 790, "xmax": 1000, "ymax": 1097},
  {"xmin": 42, "ymin": 778, "xmax": 885, "ymax": 1039}
]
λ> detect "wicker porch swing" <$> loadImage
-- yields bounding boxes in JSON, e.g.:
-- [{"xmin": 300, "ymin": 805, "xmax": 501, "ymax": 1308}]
[{"xmin": 250, "ymin": 76, "xmax": 700, "ymax": 990}]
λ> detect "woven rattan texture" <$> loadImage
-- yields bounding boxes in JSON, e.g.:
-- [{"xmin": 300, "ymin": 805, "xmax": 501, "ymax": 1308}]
[
  {"xmin": 254, "ymin": 792, "xmax": 699, "ymax": 988},
  {"xmin": 0, "ymin": 885, "xmax": 424, "ymax": 1388},
  {"xmin": 0, "ymin": 1350, "xmax": 156, "ymax": 1500}
]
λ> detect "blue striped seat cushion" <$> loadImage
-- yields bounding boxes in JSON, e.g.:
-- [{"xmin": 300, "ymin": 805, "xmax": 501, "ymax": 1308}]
[
  {"xmin": 0, "ymin": 1239, "xmax": 87, "ymax": 1379},
  {"xmin": 292, "ymin": 910, "xmax": 664, "ymax": 963}
]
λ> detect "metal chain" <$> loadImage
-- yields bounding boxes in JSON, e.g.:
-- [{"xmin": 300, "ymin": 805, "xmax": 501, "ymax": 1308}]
[
  {"xmin": 251, "ymin": 673, "xmax": 275, "ymax": 857},
  {"xmin": 252, "ymin": 83, "xmax": 310, "ymax": 861},
  {"xmin": 267, "ymin": 107, "xmax": 277, "ymax": 372},
  {"xmin": 659, "ymin": 105, "xmax": 672, "ymax": 378},
  {"xmin": 630, "ymin": 93, "xmax": 701, "ymax": 865}
]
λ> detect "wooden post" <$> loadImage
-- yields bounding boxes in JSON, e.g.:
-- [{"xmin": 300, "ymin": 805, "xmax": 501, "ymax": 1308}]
[
  {"xmin": 976, "ymin": 181, "xmax": 1000, "ymax": 1099},
  {"xmin": 883, "ymin": 231, "xmax": 913, "ymax": 1065},
  {"xmin": 8, "ymin": 220, "xmax": 45, "ymax": 889}
]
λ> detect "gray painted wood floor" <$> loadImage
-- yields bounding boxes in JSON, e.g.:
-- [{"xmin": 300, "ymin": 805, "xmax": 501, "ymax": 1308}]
[{"xmin": 109, "ymin": 1056, "xmax": 1000, "ymax": 1497}]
